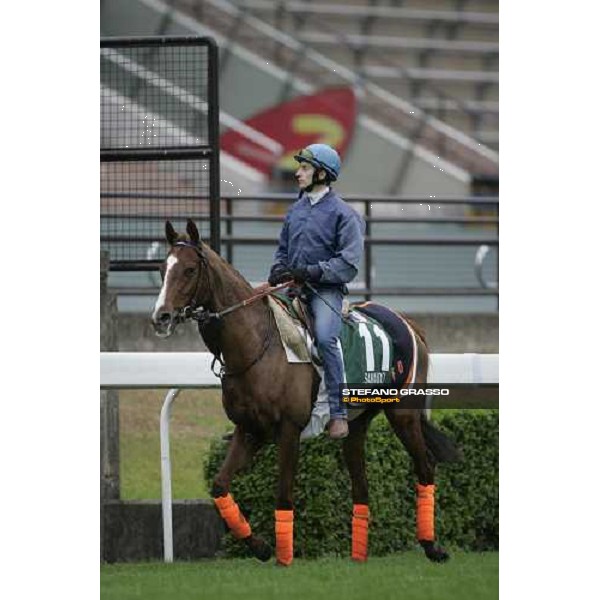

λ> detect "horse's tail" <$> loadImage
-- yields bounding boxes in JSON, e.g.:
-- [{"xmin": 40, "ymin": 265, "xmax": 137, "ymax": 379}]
[
  {"xmin": 409, "ymin": 318, "xmax": 462, "ymax": 463},
  {"xmin": 421, "ymin": 416, "xmax": 462, "ymax": 463},
  {"xmin": 395, "ymin": 310, "xmax": 461, "ymax": 463}
]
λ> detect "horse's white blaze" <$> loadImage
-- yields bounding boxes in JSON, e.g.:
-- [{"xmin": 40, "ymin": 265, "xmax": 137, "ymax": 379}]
[{"xmin": 152, "ymin": 255, "xmax": 178, "ymax": 320}]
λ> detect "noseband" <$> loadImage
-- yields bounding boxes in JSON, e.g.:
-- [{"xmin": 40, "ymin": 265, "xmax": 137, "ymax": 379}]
[{"xmin": 168, "ymin": 240, "xmax": 275, "ymax": 379}]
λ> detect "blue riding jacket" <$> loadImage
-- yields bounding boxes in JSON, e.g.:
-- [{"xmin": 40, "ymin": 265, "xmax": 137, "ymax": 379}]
[{"xmin": 272, "ymin": 189, "xmax": 365, "ymax": 287}]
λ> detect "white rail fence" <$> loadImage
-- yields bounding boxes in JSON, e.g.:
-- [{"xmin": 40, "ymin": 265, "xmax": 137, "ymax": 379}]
[{"xmin": 100, "ymin": 351, "xmax": 499, "ymax": 562}]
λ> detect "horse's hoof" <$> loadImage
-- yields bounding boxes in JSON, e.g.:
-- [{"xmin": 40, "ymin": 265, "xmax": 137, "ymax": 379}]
[
  {"xmin": 244, "ymin": 536, "xmax": 272, "ymax": 562},
  {"xmin": 276, "ymin": 559, "xmax": 293, "ymax": 567},
  {"xmin": 420, "ymin": 540, "xmax": 450, "ymax": 563}
]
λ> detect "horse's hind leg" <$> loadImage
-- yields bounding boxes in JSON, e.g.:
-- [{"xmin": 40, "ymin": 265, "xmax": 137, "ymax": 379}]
[
  {"xmin": 211, "ymin": 425, "xmax": 272, "ymax": 562},
  {"xmin": 384, "ymin": 408, "xmax": 449, "ymax": 562},
  {"xmin": 274, "ymin": 419, "xmax": 302, "ymax": 566},
  {"xmin": 342, "ymin": 410, "xmax": 374, "ymax": 562}
]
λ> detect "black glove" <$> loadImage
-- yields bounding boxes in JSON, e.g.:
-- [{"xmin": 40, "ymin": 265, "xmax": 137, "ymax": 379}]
[
  {"xmin": 268, "ymin": 264, "xmax": 292, "ymax": 286},
  {"xmin": 291, "ymin": 265, "xmax": 322, "ymax": 285},
  {"xmin": 290, "ymin": 266, "xmax": 309, "ymax": 284}
]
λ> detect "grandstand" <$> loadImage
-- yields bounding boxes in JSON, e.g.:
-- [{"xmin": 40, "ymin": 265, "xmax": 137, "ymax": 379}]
[
  {"xmin": 224, "ymin": 0, "xmax": 499, "ymax": 152},
  {"xmin": 102, "ymin": 0, "xmax": 498, "ymax": 194},
  {"xmin": 172, "ymin": 0, "xmax": 498, "ymax": 180}
]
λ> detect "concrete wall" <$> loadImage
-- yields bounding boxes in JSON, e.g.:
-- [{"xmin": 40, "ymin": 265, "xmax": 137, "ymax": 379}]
[
  {"xmin": 103, "ymin": 500, "xmax": 225, "ymax": 562},
  {"xmin": 100, "ymin": 253, "xmax": 120, "ymax": 560},
  {"xmin": 116, "ymin": 311, "xmax": 498, "ymax": 353},
  {"xmin": 413, "ymin": 313, "xmax": 498, "ymax": 353}
]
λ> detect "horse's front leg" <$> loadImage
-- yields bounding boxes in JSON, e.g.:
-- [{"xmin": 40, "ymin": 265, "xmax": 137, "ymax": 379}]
[
  {"xmin": 211, "ymin": 425, "xmax": 272, "ymax": 561},
  {"xmin": 274, "ymin": 419, "xmax": 301, "ymax": 566},
  {"xmin": 342, "ymin": 411, "xmax": 372, "ymax": 562}
]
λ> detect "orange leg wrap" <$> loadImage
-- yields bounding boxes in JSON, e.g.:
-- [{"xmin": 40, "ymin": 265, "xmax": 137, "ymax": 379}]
[
  {"xmin": 416, "ymin": 484, "xmax": 435, "ymax": 541},
  {"xmin": 214, "ymin": 493, "xmax": 252, "ymax": 540},
  {"xmin": 275, "ymin": 509, "xmax": 294, "ymax": 566},
  {"xmin": 352, "ymin": 504, "xmax": 370, "ymax": 562}
]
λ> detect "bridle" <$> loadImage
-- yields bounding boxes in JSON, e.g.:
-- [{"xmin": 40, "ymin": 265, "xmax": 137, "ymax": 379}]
[{"xmin": 167, "ymin": 241, "xmax": 288, "ymax": 379}]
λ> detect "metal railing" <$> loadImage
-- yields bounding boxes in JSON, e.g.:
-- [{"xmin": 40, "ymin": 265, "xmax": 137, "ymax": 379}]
[{"xmin": 101, "ymin": 193, "xmax": 498, "ymax": 301}]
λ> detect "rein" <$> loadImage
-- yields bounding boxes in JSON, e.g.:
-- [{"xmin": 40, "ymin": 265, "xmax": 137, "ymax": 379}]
[
  {"xmin": 179, "ymin": 281, "xmax": 292, "ymax": 325},
  {"xmin": 171, "ymin": 240, "xmax": 291, "ymax": 379}
]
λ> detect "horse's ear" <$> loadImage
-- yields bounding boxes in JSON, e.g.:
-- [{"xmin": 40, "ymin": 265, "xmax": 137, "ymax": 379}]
[
  {"xmin": 165, "ymin": 221, "xmax": 178, "ymax": 246},
  {"xmin": 186, "ymin": 219, "xmax": 201, "ymax": 245}
]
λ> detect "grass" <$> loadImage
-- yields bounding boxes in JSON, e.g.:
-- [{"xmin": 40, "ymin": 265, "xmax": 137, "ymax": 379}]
[
  {"xmin": 119, "ymin": 389, "xmax": 230, "ymax": 499},
  {"xmin": 101, "ymin": 552, "xmax": 498, "ymax": 600}
]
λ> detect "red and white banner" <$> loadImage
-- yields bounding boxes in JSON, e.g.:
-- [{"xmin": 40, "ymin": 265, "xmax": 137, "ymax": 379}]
[{"xmin": 220, "ymin": 87, "xmax": 356, "ymax": 178}]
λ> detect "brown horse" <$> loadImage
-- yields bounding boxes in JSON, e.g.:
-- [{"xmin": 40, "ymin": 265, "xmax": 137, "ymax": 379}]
[{"xmin": 151, "ymin": 220, "xmax": 460, "ymax": 565}]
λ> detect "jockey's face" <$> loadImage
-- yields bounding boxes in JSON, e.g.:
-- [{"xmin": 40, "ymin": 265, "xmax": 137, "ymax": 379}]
[
  {"xmin": 295, "ymin": 161, "xmax": 314, "ymax": 189},
  {"xmin": 295, "ymin": 161, "xmax": 326, "ymax": 190}
]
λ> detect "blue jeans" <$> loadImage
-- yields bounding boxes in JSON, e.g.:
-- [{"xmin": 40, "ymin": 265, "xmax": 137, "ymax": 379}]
[{"xmin": 306, "ymin": 287, "xmax": 347, "ymax": 420}]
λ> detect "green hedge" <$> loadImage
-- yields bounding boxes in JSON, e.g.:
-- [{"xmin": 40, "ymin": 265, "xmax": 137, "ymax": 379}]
[{"xmin": 204, "ymin": 411, "xmax": 498, "ymax": 557}]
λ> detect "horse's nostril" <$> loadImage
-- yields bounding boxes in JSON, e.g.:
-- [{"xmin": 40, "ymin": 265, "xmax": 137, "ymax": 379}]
[{"xmin": 159, "ymin": 312, "xmax": 172, "ymax": 324}]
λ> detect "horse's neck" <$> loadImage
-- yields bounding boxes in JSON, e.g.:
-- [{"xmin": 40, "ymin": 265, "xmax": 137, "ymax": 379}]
[
  {"xmin": 202, "ymin": 246, "xmax": 270, "ymax": 365},
  {"xmin": 202, "ymin": 244, "xmax": 254, "ymax": 310}
]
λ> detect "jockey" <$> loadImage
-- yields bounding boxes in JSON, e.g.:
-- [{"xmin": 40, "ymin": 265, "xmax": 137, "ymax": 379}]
[{"xmin": 268, "ymin": 143, "xmax": 366, "ymax": 439}]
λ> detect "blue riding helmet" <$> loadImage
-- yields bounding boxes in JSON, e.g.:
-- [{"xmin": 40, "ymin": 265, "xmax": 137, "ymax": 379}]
[{"xmin": 294, "ymin": 144, "xmax": 341, "ymax": 181}]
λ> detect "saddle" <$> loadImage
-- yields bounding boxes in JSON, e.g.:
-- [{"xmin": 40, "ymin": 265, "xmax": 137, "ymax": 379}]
[
  {"xmin": 267, "ymin": 293, "xmax": 316, "ymax": 364},
  {"xmin": 268, "ymin": 293, "xmax": 417, "ymax": 388},
  {"xmin": 267, "ymin": 293, "xmax": 419, "ymax": 439}
]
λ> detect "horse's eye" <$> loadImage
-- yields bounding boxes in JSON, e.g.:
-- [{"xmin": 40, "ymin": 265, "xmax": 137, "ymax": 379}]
[{"xmin": 184, "ymin": 267, "xmax": 196, "ymax": 277}]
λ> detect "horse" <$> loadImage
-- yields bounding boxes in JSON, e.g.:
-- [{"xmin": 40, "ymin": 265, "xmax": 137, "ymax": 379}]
[{"xmin": 151, "ymin": 219, "xmax": 460, "ymax": 566}]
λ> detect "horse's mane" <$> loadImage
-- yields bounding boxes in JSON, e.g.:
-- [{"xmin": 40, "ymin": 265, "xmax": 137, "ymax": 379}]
[{"xmin": 180, "ymin": 235, "xmax": 255, "ymax": 295}]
